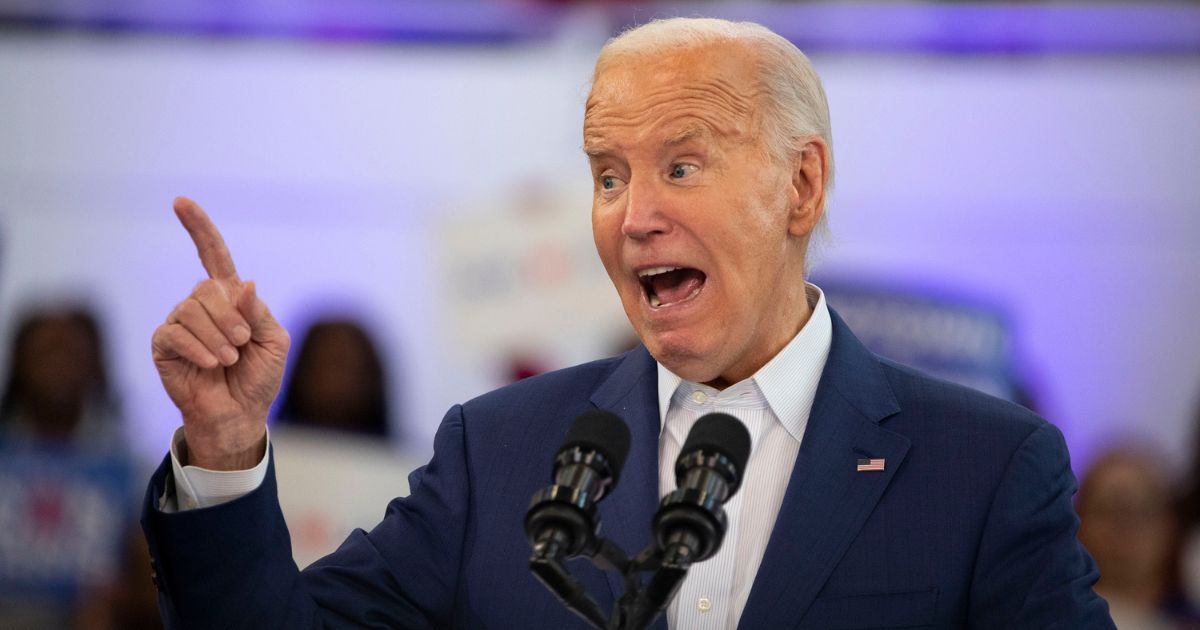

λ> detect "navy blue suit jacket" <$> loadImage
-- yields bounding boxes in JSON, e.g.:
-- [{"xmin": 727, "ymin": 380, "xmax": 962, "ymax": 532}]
[{"xmin": 142, "ymin": 312, "xmax": 1114, "ymax": 629}]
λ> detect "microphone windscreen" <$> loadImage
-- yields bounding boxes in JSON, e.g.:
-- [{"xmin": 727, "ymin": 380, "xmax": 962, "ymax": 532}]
[
  {"xmin": 679, "ymin": 412, "xmax": 751, "ymax": 481},
  {"xmin": 562, "ymin": 410, "xmax": 632, "ymax": 482}
]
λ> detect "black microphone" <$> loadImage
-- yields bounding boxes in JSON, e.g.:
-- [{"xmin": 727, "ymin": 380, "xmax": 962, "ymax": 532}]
[
  {"xmin": 525, "ymin": 410, "xmax": 631, "ymax": 629},
  {"xmin": 525, "ymin": 409, "xmax": 632, "ymax": 559},
  {"xmin": 620, "ymin": 413, "xmax": 751, "ymax": 629},
  {"xmin": 652, "ymin": 412, "xmax": 752, "ymax": 567}
]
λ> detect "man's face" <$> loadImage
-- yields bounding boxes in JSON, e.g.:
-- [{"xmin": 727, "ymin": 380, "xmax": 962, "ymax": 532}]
[{"xmin": 585, "ymin": 43, "xmax": 818, "ymax": 387}]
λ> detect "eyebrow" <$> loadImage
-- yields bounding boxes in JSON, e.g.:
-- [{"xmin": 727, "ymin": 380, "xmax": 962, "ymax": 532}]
[
  {"xmin": 664, "ymin": 124, "xmax": 709, "ymax": 147},
  {"xmin": 582, "ymin": 124, "xmax": 712, "ymax": 160},
  {"xmin": 583, "ymin": 142, "xmax": 609, "ymax": 160}
]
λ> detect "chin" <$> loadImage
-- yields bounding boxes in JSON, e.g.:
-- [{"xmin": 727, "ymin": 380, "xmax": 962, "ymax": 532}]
[{"xmin": 641, "ymin": 332, "xmax": 722, "ymax": 382}]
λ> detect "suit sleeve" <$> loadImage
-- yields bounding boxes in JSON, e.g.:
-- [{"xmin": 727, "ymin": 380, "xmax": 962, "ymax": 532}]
[
  {"xmin": 967, "ymin": 421, "xmax": 1114, "ymax": 629},
  {"xmin": 141, "ymin": 404, "xmax": 472, "ymax": 629}
]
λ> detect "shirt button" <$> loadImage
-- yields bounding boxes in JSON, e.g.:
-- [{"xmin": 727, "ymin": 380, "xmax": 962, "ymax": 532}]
[
  {"xmin": 698, "ymin": 597, "xmax": 712, "ymax": 613},
  {"xmin": 691, "ymin": 390, "xmax": 707, "ymax": 404}
]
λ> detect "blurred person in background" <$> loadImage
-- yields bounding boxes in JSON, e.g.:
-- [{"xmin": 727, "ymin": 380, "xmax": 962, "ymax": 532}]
[
  {"xmin": 1077, "ymin": 449, "xmax": 1200, "ymax": 629},
  {"xmin": 1180, "ymin": 396, "xmax": 1200, "ymax": 619},
  {"xmin": 75, "ymin": 528, "xmax": 163, "ymax": 630},
  {"xmin": 269, "ymin": 317, "xmax": 421, "ymax": 568},
  {"xmin": 0, "ymin": 305, "xmax": 153, "ymax": 629},
  {"xmin": 274, "ymin": 318, "xmax": 392, "ymax": 439},
  {"xmin": 0, "ymin": 306, "xmax": 123, "ymax": 451}
]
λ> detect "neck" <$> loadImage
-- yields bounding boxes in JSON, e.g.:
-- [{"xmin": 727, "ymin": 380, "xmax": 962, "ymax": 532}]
[{"xmin": 704, "ymin": 281, "xmax": 815, "ymax": 390}]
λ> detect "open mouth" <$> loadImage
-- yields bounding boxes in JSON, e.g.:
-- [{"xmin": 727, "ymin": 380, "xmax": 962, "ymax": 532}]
[{"xmin": 637, "ymin": 266, "xmax": 707, "ymax": 309}]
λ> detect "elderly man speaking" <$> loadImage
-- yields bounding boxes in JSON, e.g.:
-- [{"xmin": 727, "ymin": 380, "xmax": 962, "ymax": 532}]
[{"xmin": 142, "ymin": 18, "xmax": 1114, "ymax": 629}]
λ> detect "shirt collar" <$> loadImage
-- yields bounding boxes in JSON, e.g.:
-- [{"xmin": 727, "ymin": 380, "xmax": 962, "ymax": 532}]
[{"xmin": 655, "ymin": 284, "xmax": 833, "ymax": 443}]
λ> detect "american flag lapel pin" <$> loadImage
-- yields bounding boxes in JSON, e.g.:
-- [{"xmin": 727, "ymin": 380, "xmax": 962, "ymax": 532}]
[{"xmin": 856, "ymin": 457, "xmax": 885, "ymax": 472}]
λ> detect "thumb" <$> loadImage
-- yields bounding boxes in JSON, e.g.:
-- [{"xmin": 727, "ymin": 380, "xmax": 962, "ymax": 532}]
[{"xmin": 237, "ymin": 281, "xmax": 283, "ymax": 344}]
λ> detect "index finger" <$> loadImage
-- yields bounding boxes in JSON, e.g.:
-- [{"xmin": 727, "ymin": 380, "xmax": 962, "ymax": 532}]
[{"xmin": 173, "ymin": 196, "xmax": 240, "ymax": 281}]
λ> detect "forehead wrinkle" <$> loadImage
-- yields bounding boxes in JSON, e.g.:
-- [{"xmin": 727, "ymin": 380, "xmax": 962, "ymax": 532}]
[
  {"xmin": 587, "ymin": 80, "xmax": 761, "ymax": 128},
  {"xmin": 585, "ymin": 110, "xmax": 731, "ymax": 162},
  {"xmin": 585, "ymin": 108, "xmax": 749, "ymax": 160},
  {"xmin": 584, "ymin": 55, "xmax": 771, "ymax": 160},
  {"xmin": 588, "ymin": 70, "xmax": 768, "ymax": 152},
  {"xmin": 585, "ymin": 91, "xmax": 765, "ymax": 160}
]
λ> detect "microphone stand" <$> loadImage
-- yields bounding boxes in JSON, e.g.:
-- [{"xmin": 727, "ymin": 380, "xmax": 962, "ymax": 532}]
[
  {"xmin": 528, "ymin": 412, "xmax": 747, "ymax": 629},
  {"xmin": 529, "ymin": 532, "xmax": 693, "ymax": 630}
]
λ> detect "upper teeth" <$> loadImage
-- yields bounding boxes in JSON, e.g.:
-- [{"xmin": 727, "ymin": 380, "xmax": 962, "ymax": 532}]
[{"xmin": 638, "ymin": 266, "xmax": 679, "ymax": 278}]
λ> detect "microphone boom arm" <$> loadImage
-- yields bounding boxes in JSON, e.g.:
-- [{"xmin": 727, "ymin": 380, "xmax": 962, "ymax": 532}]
[{"xmin": 529, "ymin": 539, "xmax": 610, "ymax": 630}]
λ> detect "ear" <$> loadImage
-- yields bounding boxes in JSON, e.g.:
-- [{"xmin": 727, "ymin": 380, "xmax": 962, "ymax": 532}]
[{"xmin": 787, "ymin": 139, "xmax": 828, "ymax": 239}]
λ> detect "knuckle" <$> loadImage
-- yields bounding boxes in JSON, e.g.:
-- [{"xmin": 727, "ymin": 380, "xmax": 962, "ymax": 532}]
[
  {"xmin": 163, "ymin": 323, "xmax": 187, "ymax": 344},
  {"xmin": 167, "ymin": 299, "xmax": 189, "ymax": 322},
  {"xmin": 205, "ymin": 283, "xmax": 239, "ymax": 310},
  {"xmin": 194, "ymin": 278, "xmax": 230, "ymax": 300},
  {"xmin": 179, "ymin": 298, "xmax": 205, "ymax": 321},
  {"xmin": 151, "ymin": 326, "xmax": 167, "ymax": 349},
  {"xmin": 153, "ymin": 325, "xmax": 183, "ymax": 353},
  {"xmin": 191, "ymin": 280, "xmax": 213, "ymax": 299}
]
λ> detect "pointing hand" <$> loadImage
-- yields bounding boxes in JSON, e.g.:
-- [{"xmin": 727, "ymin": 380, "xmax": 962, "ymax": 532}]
[{"xmin": 151, "ymin": 197, "xmax": 290, "ymax": 470}]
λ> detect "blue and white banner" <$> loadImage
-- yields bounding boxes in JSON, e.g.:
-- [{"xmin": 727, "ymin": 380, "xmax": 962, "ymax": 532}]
[
  {"xmin": 0, "ymin": 448, "xmax": 136, "ymax": 602},
  {"xmin": 820, "ymin": 279, "xmax": 1019, "ymax": 403}
]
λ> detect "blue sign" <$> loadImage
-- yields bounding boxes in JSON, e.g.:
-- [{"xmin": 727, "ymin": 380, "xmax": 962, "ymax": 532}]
[
  {"xmin": 820, "ymin": 279, "xmax": 1018, "ymax": 402},
  {"xmin": 0, "ymin": 447, "xmax": 136, "ymax": 602}
]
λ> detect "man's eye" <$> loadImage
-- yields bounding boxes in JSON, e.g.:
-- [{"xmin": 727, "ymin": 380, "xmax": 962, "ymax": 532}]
[
  {"xmin": 669, "ymin": 164, "xmax": 697, "ymax": 179},
  {"xmin": 600, "ymin": 175, "xmax": 624, "ymax": 190}
]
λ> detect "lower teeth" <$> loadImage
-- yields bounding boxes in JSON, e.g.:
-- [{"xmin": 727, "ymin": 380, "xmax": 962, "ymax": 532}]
[{"xmin": 650, "ymin": 285, "xmax": 703, "ymax": 309}]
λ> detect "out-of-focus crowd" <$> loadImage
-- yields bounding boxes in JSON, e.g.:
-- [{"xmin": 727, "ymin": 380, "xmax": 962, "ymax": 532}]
[
  {"xmin": 1078, "ymin": 444, "xmax": 1200, "ymax": 629},
  {"xmin": 0, "ymin": 303, "xmax": 404, "ymax": 629},
  {"xmin": 1, "ymin": 301, "xmax": 1198, "ymax": 629}
]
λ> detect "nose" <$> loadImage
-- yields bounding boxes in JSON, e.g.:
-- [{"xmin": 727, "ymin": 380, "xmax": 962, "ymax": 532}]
[{"xmin": 621, "ymin": 175, "xmax": 672, "ymax": 240}]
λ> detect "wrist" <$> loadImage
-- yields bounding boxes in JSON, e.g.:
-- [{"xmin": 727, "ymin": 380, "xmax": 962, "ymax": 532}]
[{"xmin": 182, "ymin": 422, "xmax": 267, "ymax": 471}]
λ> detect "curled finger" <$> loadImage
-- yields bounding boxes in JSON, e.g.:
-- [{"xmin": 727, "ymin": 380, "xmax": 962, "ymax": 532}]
[
  {"xmin": 153, "ymin": 323, "xmax": 220, "ymax": 369},
  {"xmin": 170, "ymin": 297, "xmax": 241, "ymax": 366},
  {"xmin": 193, "ymin": 279, "xmax": 252, "ymax": 347}
]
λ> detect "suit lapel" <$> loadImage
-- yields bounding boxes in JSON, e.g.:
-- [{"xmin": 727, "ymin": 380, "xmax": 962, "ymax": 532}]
[
  {"xmin": 738, "ymin": 311, "xmax": 909, "ymax": 630},
  {"xmin": 588, "ymin": 346, "xmax": 666, "ymax": 629}
]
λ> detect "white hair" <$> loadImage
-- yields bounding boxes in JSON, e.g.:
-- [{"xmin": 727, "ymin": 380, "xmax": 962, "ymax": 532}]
[{"xmin": 595, "ymin": 17, "xmax": 835, "ymax": 191}]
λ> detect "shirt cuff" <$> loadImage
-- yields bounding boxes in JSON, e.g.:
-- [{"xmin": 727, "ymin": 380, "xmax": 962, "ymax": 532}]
[{"xmin": 159, "ymin": 425, "xmax": 270, "ymax": 512}]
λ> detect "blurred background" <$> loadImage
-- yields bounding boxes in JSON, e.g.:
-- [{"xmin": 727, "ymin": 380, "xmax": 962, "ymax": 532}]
[{"xmin": 0, "ymin": 0, "xmax": 1197, "ymax": 628}]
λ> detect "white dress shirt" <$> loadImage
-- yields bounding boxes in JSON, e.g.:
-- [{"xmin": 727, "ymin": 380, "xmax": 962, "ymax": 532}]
[
  {"xmin": 656, "ymin": 285, "xmax": 831, "ymax": 630},
  {"xmin": 161, "ymin": 426, "xmax": 270, "ymax": 512},
  {"xmin": 165, "ymin": 286, "xmax": 832, "ymax": 630}
]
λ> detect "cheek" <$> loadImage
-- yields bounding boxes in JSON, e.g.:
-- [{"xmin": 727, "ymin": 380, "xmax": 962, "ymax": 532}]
[
  {"xmin": 591, "ymin": 205, "xmax": 622, "ymax": 273},
  {"xmin": 712, "ymin": 198, "xmax": 781, "ymax": 263},
  {"xmin": 590, "ymin": 202, "xmax": 607, "ymax": 247}
]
